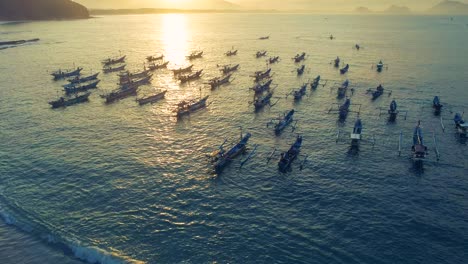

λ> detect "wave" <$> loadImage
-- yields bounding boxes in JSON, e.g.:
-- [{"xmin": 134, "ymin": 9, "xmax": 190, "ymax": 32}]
[{"xmin": 0, "ymin": 202, "xmax": 144, "ymax": 264}]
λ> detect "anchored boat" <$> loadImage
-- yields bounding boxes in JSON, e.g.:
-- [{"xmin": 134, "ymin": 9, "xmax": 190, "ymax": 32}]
[
  {"xmin": 64, "ymin": 80, "xmax": 100, "ymax": 94},
  {"xmin": 148, "ymin": 61, "xmax": 169, "ymax": 71},
  {"xmin": 208, "ymin": 74, "xmax": 232, "ymax": 90},
  {"xmin": 293, "ymin": 52, "xmax": 306, "ymax": 63},
  {"xmin": 171, "ymin": 65, "xmax": 193, "ymax": 75},
  {"xmin": 49, "ymin": 92, "xmax": 91, "ymax": 108},
  {"xmin": 102, "ymin": 55, "xmax": 126, "ymax": 66},
  {"xmin": 137, "ymin": 90, "xmax": 167, "ymax": 105},
  {"xmin": 175, "ymin": 96, "xmax": 209, "ymax": 117},
  {"xmin": 103, "ymin": 64, "xmax": 126, "ymax": 74},
  {"xmin": 51, "ymin": 67, "xmax": 82, "ymax": 80},
  {"xmin": 278, "ymin": 135, "xmax": 302, "ymax": 173},
  {"xmin": 212, "ymin": 132, "xmax": 251, "ymax": 174},
  {"xmin": 179, "ymin": 70, "xmax": 203, "ymax": 83},
  {"xmin": 187, "ymin": 51, "xmax": 203, "ymax": 60},
  {"xmin": 340, "ymin": 64, "xmax": 349, "ymax": 74},
  {"xmin": 220, "ymin": 64, "xmax": 239, "ymax": 74},
  {"xmin": 67, "ymin": 72, "xmax": 99, "ymax": 84}
]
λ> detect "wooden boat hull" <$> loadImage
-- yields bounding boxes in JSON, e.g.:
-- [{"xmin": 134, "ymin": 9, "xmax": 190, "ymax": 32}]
[
  {"xmin": 137, "ymin": 90, "xmax": 167, "ymax": 105},
  {"xmin": 49, "ymin": 92, "xmax": 90, "ymax": 108}
]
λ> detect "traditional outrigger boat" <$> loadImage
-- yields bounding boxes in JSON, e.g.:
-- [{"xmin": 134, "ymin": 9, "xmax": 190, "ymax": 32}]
[
  {"xmin": 268, "ymin": 56, "xmax": 280, "ymax": 64},
  {"xmin": 278, "ymin": 135, "xmax": 302, "ymax": 173},
  {"xmin": 340, "ymin": 64, "xmax": 349, "ymax": 74},
  {"xmin": 350, "ymin": 118, "xmax": 363, "ymax": 151},
  {"xmin": 253, "ymin": 91, "xmax": 273, "ymax": 111},
  {"xmin": 454, "ymin": 113, "xmax": 467, "ymax": 137},
  {"xmin": 297, "ymin": 65, "xmax": 306, "ymax": 75},
  {"xmin": 333, "ymin": 57, "xmax": 340, "ymax": 68},
  {"xmin": 256, "ymin": 50, "xmax": 267, "ymax": 58},
  {"xmin": 411, "ymin": 121, "xmax": 429, "ymax": 168},
  {"xmin": 67, "ymin": 72, "xmax": 99, "ymax": 84},
  {"xmin": 225, "ymin": 49, "xmax": 238, "ymax": 56},
  {"xmin": 293, "ymin": 83, "xmax": 308, "ymax": 101},
  {"xmin": 148, "ymin": 61, "xmax": 169, "ymax": 71},
  {"xmin": 171, "ymin": 65, "xmax": 193, "ymax": 75},
  {"xmin": 337, "ymin": 79, "xmax": 350, "ymax": 98},
  {"xmin": 103, "ymin": 64, "xmax": 126, "ymax": 74},
  {"xmin": 187, "ymin": 51, "xmax": 203, "ymax": 60},
  {"xmin": 119, "ymin": 69, "xmax": 151, "ymax": 84},
  {"xmin": 211, "ymin": 132, "xmax": 252, "ymax": 174},
  {"xmin": 259, "ymin": 36, "xmax": 269, "ymax": 40},
  {"xmin": 121, "ymin": 75, "xmax": 152, "ymax": 90},
  {"xmin": 252, "ymin": 68, "xmax": 272, "ymax": 82},
  {"xmin": 293, "ymin": 52, "xmax": 306, "ymax": 63},
  {"xmin": 64, "ymin": 80, "xmax": 100, "ymax": 94},
  {"xmin": 432, "ymin": 96, "xmax": 443, "ymax": 115},
  {"xmin": 368, "ymin": 84, "xmax": 386, "ymax": 100},
  {"xmin": 51, "ymin": 67, "xmax": 82, "ymax": 80},
  {"xmin": 146, "ymin": 54, "xmax": 164, "ymax": 62},
  {"xmin": 271, "ymin": 109, "xmax": 295, "ymax": 135},
  {"xmin": 175, "ymin": 96, "xmax": 209, "ymax": 117},
  {"xmin": 137, "ymin": 90, "xmax": 167, "ymax": 105},
  {"xmin": 104, "ymin": 85, "xmax": 139, "ymax": 104},
  {"xmin": 251, "ymin": 79, "xmax": 273, "ymax": 94},
  {"xmin": 220, "ymin": 64, "xmax": 239, "ymax": 74},
  {"xmin": 208, "ymin": 74, "xmax": 232, "ymax": 90},
  {"xmin": 376, "ymin": 60, "xmax": 385, "ymax": 72},
  {"xmin": 49, "ymin": 92, "xmax": 91, "ymax": 108},
  {"xmin": 339, "ymin": 99, "xmax": 351, "ymax": 120},
  {"xmin": 388, "ymin": 100, "xmax": 399, "ymax": 122},
  {"xmin": 179, "ymin": 70, "xmax": 203, "ymax": 83},
  {"xmin": 310, "ymin": 75, "xmax": 321, "ymax": 90},
  {"xmin": 102, "ymin": 55, "xmax": 126, "ymax": 66}
]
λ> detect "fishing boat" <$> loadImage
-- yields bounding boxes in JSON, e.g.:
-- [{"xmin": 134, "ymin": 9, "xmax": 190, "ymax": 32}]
[
  {"xmin": 119, "ymin": 69, "xmax": 151, "ymax": 84},
  {"xmin": 64, "ymin": 80, "xmax": 100, "ymax": 94},
  {"xmin": 293, "ymin": 52, "xmax": 306, "ymax": 63},
  {"xmin": 330, "ymin": 34, "xmax": 334, "ymax": 40},
  {"xmin": 376, "ymin": 60, "xmax": 384, "ymax": 72},
  {"xmin": 102, "ymin": 55, "xmax": 126, "ymax": 66},
  {"xmin": 278, "ymin": 135, "xmax": 302, "ymax": 173},
  {"xmin": 339, "ymin": 99, "xmax": 351, "ymax": 120},
  {"xmin": 297, "ymin": 65, "xmax": 305, "ymax": 75},
  {"xmin": 49, "ymin": 92, "xmax": 91, "ymax": 108},
  {"xmin": 310, "ymin": 75, "xmax": 321, "ymax": 90},
  {"xmin": 179, "ymin": 70, "xmax": 203, "ymax": 83},
  {"xmin": 104, "ymin": 85, "xmax": 139, "ymax": 104},
  {"xmin": 371, "ymin": 84, "xmax": 385, "ymax": 100},
  {"xmin": 454, "ymin": 113, "xmax": 467, "ymax": 137},
  {"xmin": 67, "ymin": 72, "xmax": 99, "ymax": 84},
  {"xmin": 256, "ymin": 50, "xmax": 267, "ymax": 58},
  {"xmin": 51, "ymin": 67, "xmax": 82, "ymax": 80},
  {"xmin": 355, "ymin": 44, "xmax": 361, "ymax": 50},
  {"xmin": 251, "ymin": 79, "xmax": 273, "ymax": 94},
  {"xmin": 268, "ymin": 56, "xmax": 280, "ymax": 64},
  {"xmin": 212, "ymin": 132, "xmax": 251, "ymax": 174},
  {"xmin": 259, "ymin": 36, "xmax": 269, "ymax": 40},
  {"xmin": 337, "ymin": 79, "xmax": 350, "ymax": 98},
  {"xmin": 411, "ymin": 121, "xmax": 428, "ymax": 167},
  {"xmin": 208, "ymin": 74, "xmax": 232, "ymax": 90},
  {"xmin": 175, "ymin": 96, "xmax": 209, "ymax": 117},
  {"xmin": 274, "ymin": 109, "xmax": 295, "ymax": 135},
  {"xmin": 253, "ymin": 91, "xmax": 273, "ymax": 111},
  {"xmin": 293, "ymin": 83, "xmax": 307, "ymax": 101},
  {"xmin": 187, "ymin": 51, "xmax": 203, "ymax": 60},
  {"xmin": 148, "ymin": 61, "xmax": 169, "ymax": 71},
  {"xmin": 334, "ymin": 57, "xmax": 340, "ymax": 68},
  {"xmin": 171, "ymin": 65, "xmax": 193, "ymax": 75},
  {"xmin": 340, "ymin": 64, "xmax": 349, "ymax": 74},
  {"xmin": 225, "ymin": 49, "xmax": 238, "ymax": 56},
  {"xmin": 388, "ymin": 100, "xmax": 398, "ymax": 122},
  {"xmin": 220, "ymin": 64, "xmax": 239, "ymax": 74},
  {"xmin": 253, "ymin": 68, "xmax": 272, "ymax": 82},
  {"xmin": 137, "ymin": 90, "xmax": 167, "ymax": 105},
  {"xmin": 350, "ymin": 118, "xmax": 362, "ymax": 150},
  {"xmin": 103, "ymin": 64, "xmax": 126, "ymax": 74},
  {"xmin": 121, "ymin": 75, "xmax": 152, "ymax": 90},
  {"xmin": 432, "ymin": 96, "xmax": 443, "ymax": 115},
  {"xmin": 146, "ymin": 54, "xmax": 164, "ymax": 62}
]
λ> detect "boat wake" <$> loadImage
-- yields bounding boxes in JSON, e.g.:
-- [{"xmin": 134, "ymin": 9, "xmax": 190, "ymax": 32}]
[{"xmin": 0, "ymin": 197, "xmax": 144, "ymax": 264}]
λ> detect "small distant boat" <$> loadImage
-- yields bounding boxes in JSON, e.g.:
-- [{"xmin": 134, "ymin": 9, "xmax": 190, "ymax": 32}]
[
  {"xmin": 297, "ymin": 65, "xmax": 305, "ymax": 75},
  {"xmin": 146, "ymin": 54, "xmax": 164, "ymax": 62},
  {"xmin": 121, "ymin": 75, "xmax": 152, "ymax": 90},
  {"xmin": 334, "ymin": 57, "xmax": 340, "ymax": 68},
  {"xmin": 256, "ymin": 50, "xmax": 267, "ymax": 58},
  {"xmin": 278, "ymin": 135, "xmax": 302, "ymax": 173},
  {"xmin": 187, "ymin": 51, "xmax": 203, "ymax": 60},
  {"xmin": 103, "ymin": 64, "xmax": 126, "ymax": 74},
  {"xmin": 175, "ymin": 96, "xmax": 209, "ymax": 117},
  {"xmin": 339, "ymin": 98, "xmax": 351, "ymax": 119},
  {"xmin": 370, "ymin": 84, "xmax": 385, "ymax": 100},
  {"xmin": 104, "ymin": 85, "xmax": 139, "ymax": 104},
  {"xmin": 273, "ymin": 109, "xmax": 295, "ymax": 135},
  {"xmin": 171, "ymin": 65, "xmax": 193, "ymax": 75},
  {"xmin": 340, "ymin": 64, "xmax": 349, "ymax": 74},
  {"xmin": 454, "ymin": 113, "xmax": 467, "ymax": 137},
  {"xmin": 51, "ymin": 67, "xmax": 82, "ymax": 80},
  {"xmin": 67, "ymin": 72, "xmax": 99, "ymax": 84},
  {"xmin": 64, "ymin": 80, "xmax": 100, "ymax": 94},
  {"xmin": 310, "ymin": 75, "xmax": 321, "ymax": 90},
  {"xmin": 411, "ymin": 121, "xmax": 428, "ymax": 167},
  {"xmin": 49, "ymin": 92, "xmax": 91, "ymax": 108},
  {"xmin": 388, "ymin": 100, "xmax": 398, "ymax": 122},
  {"xmin": 268, "ymin": 56, "xmax": 280, "ymax": 64},
  {"xmin": 259, "ymin": 36, "xmax": 269, "ymax": 40},
  {"xmin": 148, "ymin": 61, "xmax": 169, "ymax": 71},
  {"xmin": 212, "ymin": 132, "xmax": 251, "ymax": 174},
  {"xmin": 179, "ymin": 70, "xmax": 203, "ymax": 83},
  {"xmin": 293, "ymin": 52, "xmax": 306, "ymax": 63},
  {"xmin": 219, "ymin": 64, "xmax": 239, "ymax": 74},
  {"xmin": 137, "ymin": 90, "xmax": 167, "ymax": 105},
  {"xmin": 251, "ymin": 79, "xmax": 273, "ymax": 94},
  {"xmin": 432, "ymin": 96, "xmax": 443, "ymax": 115},
  {"xmin": 119, "ymin": 69, "xmax": 151, "ymax": 84},
  {"xmin": 376, "ymin": 60, "xmax": 385, "ymax": 72},
  {"xmin": 350, "ymin": 118, "xmax": 363, "ymax": 151},
  {"xmin": 330, "ymin": 34, "xmax": 334, "ymax": 40},
  {"xmin": 208, "ymin": 74, "xmax": 232, "ymax": 90},
  {"xmin": 355, "ymin": 44, "xmax": 361, "ymax": 50},
  {"xmin": 102, "ymin": 55, "xmax": 126, "ymax": 66},
  {"xmin": 252, "ymin": 68, "xmax": 272, "ymax": 82},
  {"xmin": 253, "ymin": 91, "xmax": 273, "ymax": 111},
  {"xmin": 293, "ymin": 83, "xmax": 307, "ymax": 101},
  {"xmin": 225, "ymin": 49, "xmax": 238, "ymax": 56},
  {"xmin": 337, "ymin": 79, "xmax": 349, "ymax": 98}
]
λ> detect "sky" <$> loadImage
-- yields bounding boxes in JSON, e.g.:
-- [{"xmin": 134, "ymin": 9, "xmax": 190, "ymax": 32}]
[{"xmin": 75, "ymin": 0, "xmax": 468, "ymax": 11}]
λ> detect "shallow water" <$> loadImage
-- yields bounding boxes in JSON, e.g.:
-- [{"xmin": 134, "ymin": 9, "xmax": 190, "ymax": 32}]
[{"xmin": 0, "ymin": 14, "xmax": 467, "ymax": 264}]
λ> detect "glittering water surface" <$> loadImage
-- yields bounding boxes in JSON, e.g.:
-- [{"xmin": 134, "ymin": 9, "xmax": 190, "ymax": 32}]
[{"xmin": 0, "ymin": 14, "xmax": 468, "ymax": 264}]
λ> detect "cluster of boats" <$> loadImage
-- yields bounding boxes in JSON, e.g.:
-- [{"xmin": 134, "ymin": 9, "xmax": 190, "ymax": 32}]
[{"xmin": 102, "ymin": 55, "xmax": 126, "ymax": 73}]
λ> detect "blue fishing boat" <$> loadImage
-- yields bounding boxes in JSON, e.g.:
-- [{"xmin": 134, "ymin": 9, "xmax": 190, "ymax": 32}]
[
  {"xmin": 297, "ymin": 65, "xmax": 305, "ymax": 75},
  {"xmin": 454, "ymin": 113, "xmax": 467, "ymax": 137},
  {"xmin": 274, "ymin": 110, "xmax": 295, "ymax": 135},
  {"xmin": 340, "ymin": 64, "xmax": 349, "ymax": 74},
  {"xmin": 371, "ymin": 84, "xmax": 385, "ymax": 100},
  {"xmin": 51, "ymin": 67, "xmax": 82, "ymax": 80},
  {"xmin": 388, "ymin": 100, "xmax": 398, "ymax": 121},
  {"xmin": 67, "ymin": 72, "xmax": 99, "ymax": 84},
  {"xmin": 64, "ymin": 80, "xmax": 100, "ymax": 94},
  {"xmin": 213, "ymin": 132, "xmax": 251, "ymax": 174},
  {"xmin": 339, "ymin": 99, "xmax": 351, "ymax": 120},
  {"xmin": 432, "ymin": 96, "xmax": 443, "ymax": 115},
  {"xmin": 337, "ymin": 79, "xmax": 349, "ymax": 98},
  {"xmin": 293, "ymin": 52, "xmax": 306, "ymax": 63},
  {"xmin": 311, "ymin": 75, "xmax": 321, "ymax": 90},
  {"xmin": 293, "ymin": 83, "xmax": 307, "ymax": 101},
  {"xmin": 278, "ymin": 135, "xmax": 302, "ymax": 172},
  {"xmin": 411, "ymin": 122, "xmax": 428, "ymax": 166}
]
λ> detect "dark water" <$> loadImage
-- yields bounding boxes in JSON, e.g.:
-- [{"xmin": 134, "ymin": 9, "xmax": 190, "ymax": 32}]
[{"xmin": 0, "ymin": 14, "xmax": 467, "ymax": 264}]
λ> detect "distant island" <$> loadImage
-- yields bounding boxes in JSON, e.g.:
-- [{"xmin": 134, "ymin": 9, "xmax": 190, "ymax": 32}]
[
  {"xmin": 0, "ymin": 0, "xmax": 89, "ymax": 20},
  {"xmin": 354, "ymin": 5, "xmax": 412, "ymax": 14},
  {"xmin": 428, "ymin": 0, "xmax": 468, "ymax": 14}
]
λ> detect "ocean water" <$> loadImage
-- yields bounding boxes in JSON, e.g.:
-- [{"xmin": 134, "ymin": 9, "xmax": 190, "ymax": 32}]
[{"xmin": 0, "ymin": 14, "xmax": 467, "ymax": 264}]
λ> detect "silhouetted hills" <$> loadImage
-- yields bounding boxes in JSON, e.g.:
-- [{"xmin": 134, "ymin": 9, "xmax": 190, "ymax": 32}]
[
  {"xmin": 75, "ymin": 0, "xmax": 239, "ymax": 10},
  {"xmin": 428, "ymin": 1, "xmax": 468, "ymax": 14},
  {"xmin": 0, "ymin": 0, "xmax": 89, "ymax": 20},
  {"xmin": 384, "ymin": 5, "xmax": 411, "ymax": 14},
  {"xmin": 354, "ymin": 6, "xmax": 372, "ymax": 14}
]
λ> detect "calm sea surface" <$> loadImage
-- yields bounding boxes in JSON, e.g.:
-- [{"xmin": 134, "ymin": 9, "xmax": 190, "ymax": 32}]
[{"xmin": 0, "ymin": 14, "xmax": 467, "ymax": 264}]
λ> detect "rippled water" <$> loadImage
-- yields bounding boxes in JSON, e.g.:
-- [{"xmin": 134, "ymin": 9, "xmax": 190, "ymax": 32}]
[{"xmin": 1, "ymin": 14, "xmax": 468, "ymax": 264}]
